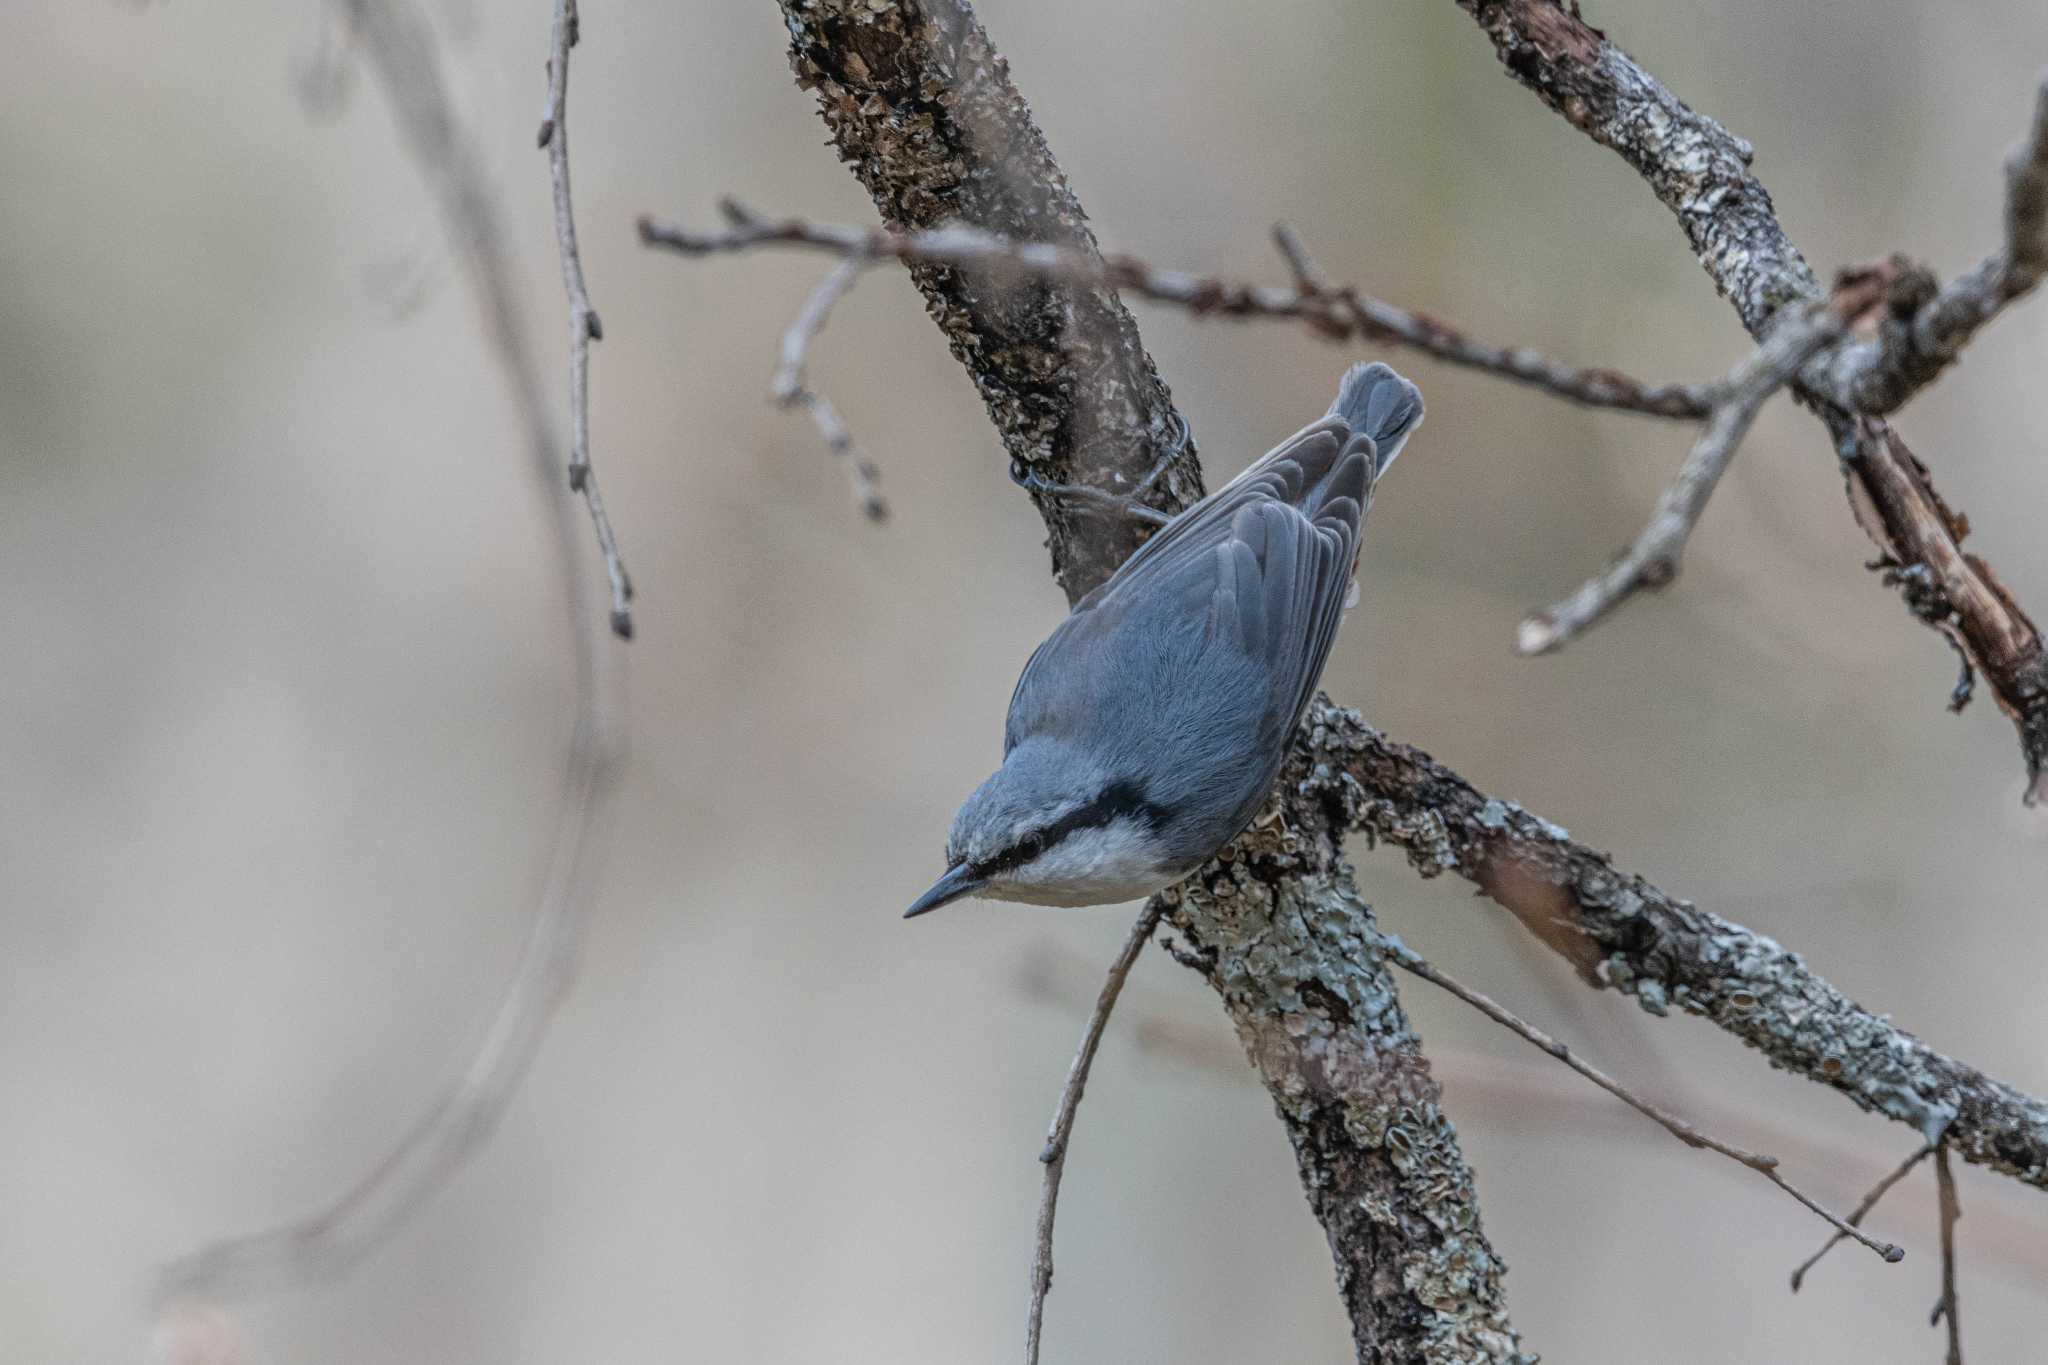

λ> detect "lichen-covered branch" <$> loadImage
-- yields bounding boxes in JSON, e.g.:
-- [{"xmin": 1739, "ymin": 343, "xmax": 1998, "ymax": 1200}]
[
  {"xmin": 1455, "ymin": 0, "xmax": 2048, "ymax": 802},
  {"xmin": 773, "ymin": 2, "xmax": 1525, "ymax": 1358},
  {"xmin": 1287, "ymin": 697, "xmax": 2048, "ymax": 1191},
  {"xmin": 777, "ymin": 0, "xmax": 1199, "ymax": 603}
]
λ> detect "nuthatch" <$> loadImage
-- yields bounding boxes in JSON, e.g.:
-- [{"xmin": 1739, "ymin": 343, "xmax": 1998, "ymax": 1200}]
[{"xmin": 907, "ymin": 363, "xmax": 1423, "ymax": 917}]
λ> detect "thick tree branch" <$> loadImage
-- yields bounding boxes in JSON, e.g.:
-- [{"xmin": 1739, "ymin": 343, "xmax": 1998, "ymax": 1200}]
[
  {"xmin": 1286, "ymin": 697, "xmax": 2048, "ymax": 1191},
  {"xmin": 771, "ymin": 3, "xmax": 1525, "ymax": 1358},
  {"xmin": 1455, "ymin": 0, "xmax": 2048, "ymax": 801}
]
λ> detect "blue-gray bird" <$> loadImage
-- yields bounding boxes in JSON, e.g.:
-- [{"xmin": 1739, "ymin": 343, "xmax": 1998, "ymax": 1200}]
[{"xmin": 905, "ymin": 363, "xmax": 1423, "ymax": 918}]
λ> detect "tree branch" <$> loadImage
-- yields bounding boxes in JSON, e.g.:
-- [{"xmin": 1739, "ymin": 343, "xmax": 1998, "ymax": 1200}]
[
  {"xmin": 1517, "ymin": 302, "xmax": 1843, "ymax": 653},
  {"xmin": 642, "ymin": 201, "xmax": 1718, "ymax": 419},
  {"xmin": 1290, "ymin": 697, "xmax": 2048, "ymax": 1190},
  {"xmin": 1935, "ymin": 1145, "xmax": 1965, "ymax": 1365},
  {"xmin": 1819, "ymin": 74, "xmax": 2048, "ymax": 415},
  {"xmin": 1455, "ymin": 0, "xmax": 2048, "ymax": 802},
  {"xmin": 1025, "ymin": 902, "xmax": 1163, "ymax": 1365},
  {"xmin": 771, "ymin": 253, "xmax": 890, "ymax": 520},
  {"xmin": 1790, "ymin": 1144, "xmax": 1934, "ymax": 1291},
  {"xmin": 770, "ymin": 3, "xmax": 1526, "ymax": 1358},
  {"xmin": 539, "ymin": 0, "xmax": 635, "ymax": 637},
  {"xmin": 1383, "ymin": 935, "xmax": 1902, "ymax": 1262},
  {"xmin": 158, "ymin": 0, "xmax": 625, "ymax": 1300}
]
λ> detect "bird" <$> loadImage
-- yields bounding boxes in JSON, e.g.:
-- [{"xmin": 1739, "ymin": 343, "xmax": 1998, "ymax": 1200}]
[{"xmin": 904, "ymin": 362, "xmax": 1424, "ymax": 918}]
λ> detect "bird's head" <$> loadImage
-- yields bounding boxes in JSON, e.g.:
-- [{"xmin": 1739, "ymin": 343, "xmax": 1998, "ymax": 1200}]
[{"xmin": 904, "ymin": 739, "xmax": 1175, "ymax": 916}]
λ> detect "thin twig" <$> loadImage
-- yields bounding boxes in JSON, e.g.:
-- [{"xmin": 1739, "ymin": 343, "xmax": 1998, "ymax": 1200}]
[
  {"xmin": 1789, "ymin": 1144, "xmax": 1934, "ymax": 1291},
  {"xmin": 1934, "ymin": 1145, "xmax": 1964, "ymax": 1365},
  {"xmin": 539, "ymin": 0, "xmax": 634, "ymax": 637},
  {"xmin": 773, "ymin": 255, "xmax": 888, "ymax": 521},
  {"xmin": 1517, "ymin": 303, "xmax": 1845, "ymax": 654},
  {"xmin": 638, "ymin": 200, "xmax": 1717, "ymax": 420},
  {"xmin": 1381, "ymin": 935, "xmax": 1904, "ymax": 1264},
  {"xmin": 1820, "ymin": 73, "xmax": 2048, "ymax": 415},
  {"xmin": 157, "ymin": 0, "xmax": 625, "ymax": 1300},
  {"xmin": 1025, "ymin": 900, "xmax": 1165, "ymax": 1365}
]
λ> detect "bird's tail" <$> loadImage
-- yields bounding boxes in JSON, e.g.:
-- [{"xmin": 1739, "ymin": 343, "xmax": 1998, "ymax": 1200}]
[{"xmin": 1328, "ymin": 362, "xmax": 1424, "ymax": 477}]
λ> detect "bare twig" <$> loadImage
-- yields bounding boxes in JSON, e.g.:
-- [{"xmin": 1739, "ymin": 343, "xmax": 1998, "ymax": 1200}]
[
  {"xmin": 1934, "ymin": 1145, "xmax": 1964, "ymax": 1365},
  {"xmin": 1820, "ymin": 74, "xmax": 2048, "ymax": 415},
  {"xmin": 1790, "ymin": 1144, "xmax": 1935, "ymax": 1291},
  {"xmin": 772, "ymin": 255, "xmax": 888, "ymax": 521},
  {"xmin": 640, "ymin": 201, "xmax": 1718, "ymax": 420},
  {"xmin": 539, "ymin": 0, "xmax": 634, "ymax": 638},
  {"xmin": 158, "ymin": 0, "xmax": 625, "ymax": 1299},
  {"xmin": 1517, "ymin": 303, "xmax": 1845, "ymax": 653},
  {"xmin": 1382, "ymin": 935, "xmax": 1903, "ymax": 1263},
  {"xmin": 1025, "ymin": 901, "xmax": 1163, "ymax": 1365}
]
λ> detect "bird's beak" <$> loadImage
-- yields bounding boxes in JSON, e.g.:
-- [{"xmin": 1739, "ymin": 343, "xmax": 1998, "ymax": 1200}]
[{"xmin": 904, "ymin": 862, "xmax": 987, "ymax": 919}]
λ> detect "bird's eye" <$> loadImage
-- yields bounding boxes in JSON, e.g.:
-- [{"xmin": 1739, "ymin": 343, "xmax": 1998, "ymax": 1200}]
[{"xmin": 1021, "ymin": 832, "xmax": 1046, "ymax": 859}]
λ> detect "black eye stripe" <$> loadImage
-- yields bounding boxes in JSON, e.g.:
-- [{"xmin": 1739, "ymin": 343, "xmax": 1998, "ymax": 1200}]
[{"xmin": 976, "ymin": 780, "xmax": 1166, "ymax": 876}]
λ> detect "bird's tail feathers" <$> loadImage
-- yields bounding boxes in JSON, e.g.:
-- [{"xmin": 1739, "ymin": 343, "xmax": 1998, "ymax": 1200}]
[{"xmin": 1328, "ymin": 362, "xmax": 1424, "ymax": 477}]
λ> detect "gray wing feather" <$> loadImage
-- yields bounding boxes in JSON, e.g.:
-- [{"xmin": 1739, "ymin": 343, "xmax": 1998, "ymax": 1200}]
[{"xmin": 1006, "ymin": 415, "xmax": 1375, "ymax": 758}]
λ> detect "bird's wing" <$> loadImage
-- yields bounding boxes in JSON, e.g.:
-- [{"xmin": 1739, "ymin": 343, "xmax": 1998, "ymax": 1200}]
[{"xmin": 1006, "ymin": 417, "xmax": 1374, "ymax": 757}]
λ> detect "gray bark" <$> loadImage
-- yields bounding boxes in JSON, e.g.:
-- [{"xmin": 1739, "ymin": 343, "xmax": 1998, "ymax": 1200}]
[{"xmin": 775, "ymin": 2, "xmax": 1527, "ymax": 1359}]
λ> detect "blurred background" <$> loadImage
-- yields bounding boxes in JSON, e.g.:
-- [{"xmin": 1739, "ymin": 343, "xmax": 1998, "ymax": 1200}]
[{"xmin": 3, "ymin": 1, "xmax": 2046, "ymax": 1361}]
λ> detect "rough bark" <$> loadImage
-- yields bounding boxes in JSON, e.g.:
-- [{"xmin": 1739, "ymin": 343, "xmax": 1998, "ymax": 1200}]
[
  {"xmin": 779, "ymin": 0, "xmax": 1203, "ymax": 603},
  {"xmin": 1291, "ymin": 696, "xmax": 2048, "ymax": 1188},
  {"xmin": 776, "ymin": 2, "xmax": 1526, "ymax": 1358},
  {"xmin": 1456, "ymin": 0, "xmax": 2048, "ymax": 803}
]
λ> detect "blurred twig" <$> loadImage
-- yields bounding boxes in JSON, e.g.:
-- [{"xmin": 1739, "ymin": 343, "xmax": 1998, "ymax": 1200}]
[
  {"xmin": 1025, "ymin": 903, "xmax": 1162, "ymax": 1365},
  {"xmin": 539, "ymin": 0, "xmax": 636, "ymax": 638},
  {"xmin": 1382, "ymin": 935, "xmax": 1903, "ymax": 1263},
  {"xmin": 158, "ymin": 0, "xmax": 624, "ymax": 1301}
]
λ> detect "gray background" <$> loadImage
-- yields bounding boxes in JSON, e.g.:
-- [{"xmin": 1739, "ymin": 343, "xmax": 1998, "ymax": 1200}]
[{"xmin": 2, "ymin": 1, "xmax": 2045, "ymax": 1360}]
